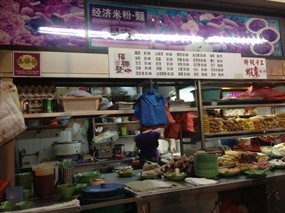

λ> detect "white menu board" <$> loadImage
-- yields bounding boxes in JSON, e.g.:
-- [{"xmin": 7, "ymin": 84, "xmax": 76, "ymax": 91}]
[
  {"xmin": 241, "ymin": 57, "xmax": 267, "ymax": 79},
  {"xmin": 108, "ymin": 47, "xmax": 262, "ymax": 79}
]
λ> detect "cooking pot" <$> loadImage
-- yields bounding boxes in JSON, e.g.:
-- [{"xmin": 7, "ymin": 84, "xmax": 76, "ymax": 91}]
[{"xmin": 53, "ymin": 141, "xmax": 81, "ymax": 156}]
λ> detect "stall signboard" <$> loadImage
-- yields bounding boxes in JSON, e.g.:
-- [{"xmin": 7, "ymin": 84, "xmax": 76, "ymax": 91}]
[
  {"xmin": 109, "ymin": 47, "xmax": 263, "ymax": 79},
  {"xmin": 242, "ymin": 57, "xmax": 267, "ymax": 79},
  {"xmin": 87, "ymin": 2, "xmax": 282, "ymax": 57},
  {"xmin": 0, "ymin": 0, "xmax": 85, "ymax": 48},
  {"xmin": 13, "ymin": 52, "xmax": 40, "ymax": 77},
  {"xmin": 0, "ymin": 1, "xmax": 282, "ymax": 57},
  {"xmin": 87, "ymin": 3, "xmax": 148, "ymax": 49}
]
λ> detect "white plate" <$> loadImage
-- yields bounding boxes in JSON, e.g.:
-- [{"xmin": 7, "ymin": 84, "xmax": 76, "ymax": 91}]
[
  {"xmin": 250, "ymin": 42, "xmax": 274, "ymax": 56},
  {"xmin": 245, "ymin": 18, "xmax": 268, "ymax": 33},
  {"xmin": 257, "ymin": 27, "xmax": 280, "ymax": 44}
]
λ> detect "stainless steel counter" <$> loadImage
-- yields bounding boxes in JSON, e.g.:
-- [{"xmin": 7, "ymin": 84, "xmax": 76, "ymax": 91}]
[
  {"xmin": 23, "ymin": 169, "xmax": 285, "ymax": 213},
  {"xmin": 102, "ymin": 169, "xmax": 285, "ymax": 198},
  {"xmin": 101, "ymin": 169, "xmax": 285, "ymax": 213}
]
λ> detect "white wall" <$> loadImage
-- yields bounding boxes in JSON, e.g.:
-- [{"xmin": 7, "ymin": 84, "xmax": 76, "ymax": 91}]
[{"xmin": 14, "ymin": 119, "xmax": 138, "ymax": 167}]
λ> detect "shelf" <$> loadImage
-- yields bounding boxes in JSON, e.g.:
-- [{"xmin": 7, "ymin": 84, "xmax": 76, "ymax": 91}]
[
  {"xmin": 202, "ymin": 100, "xmax": 285, "ymax": 109},
  {"xmin": 26, "ymin": 125, "xmax": 67, "ymax": 130},
  {"xmin": 119, "ymin": 135, "xmax": 137, "ymax": 138},
  {"xmin": 70, "ymin": 109, "xmax": 135, "ymax": 116},
  {"xmin": 200, "ymin": 79, "xmax": 285, "ymax": 87},
  {"xmin": 222, "ymin": 115, "xmax": 254, "ymax": 118},
  {"xmin": 205, "ymin": 128, "xmax": 285, "ymax": 141},
  {"xmin": 23, "ymin": 107, "xmax": 196, "ymax": 119},
  {"xmin": 94, "ymin": 121, "xmax": 140, "ymax": 125},
  {"xmin": 23, "ymin": 112, "xmax": 70, "ymax": 119},
  {"xmin": 23, "ymin": 110, "xmax": 135, "ymax": 119},
  {"xmin": 169, "ymin": 107, "xmax": 197, "ymax": 112}
]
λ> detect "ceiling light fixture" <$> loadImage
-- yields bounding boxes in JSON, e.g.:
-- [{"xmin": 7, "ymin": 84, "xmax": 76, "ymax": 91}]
[
  {"xmin": 267, "ymin": 0, "xmax": 285, "ymax": 3},
  {"xmin": 205, "ymin": 36, "xmax": 266, "ymax": 44},
  {"xmin": 38, "ymin": 27, "xmax": 85, "ymax": 37},
  {"xmin": 38, "ymin": 27, "xmax": 268, "ymax": 45}
]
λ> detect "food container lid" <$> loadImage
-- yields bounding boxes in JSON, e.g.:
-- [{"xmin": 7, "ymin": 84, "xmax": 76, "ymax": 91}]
[
  {"xmin": 81, "ymin": 183, "xmax": 125, "ymax": 199},
  {"xmin": 83, "ymin": 183, "xmax": 123, "ymax": 193}
]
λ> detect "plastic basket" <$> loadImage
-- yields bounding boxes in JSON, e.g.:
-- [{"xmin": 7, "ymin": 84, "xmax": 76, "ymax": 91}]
[
  {"xmin": 60, "ymin": 96, "xmax": 101, "ymax": 112},
  {"xmin": 202, "ymin": 88, "xmax": 221, "ymax": 101}
]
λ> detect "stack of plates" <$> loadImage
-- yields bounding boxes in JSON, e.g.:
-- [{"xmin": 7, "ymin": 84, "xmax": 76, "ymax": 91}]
[{"xmin": 194, "ymin": 153, "xmax": 219, "ymax": 179}]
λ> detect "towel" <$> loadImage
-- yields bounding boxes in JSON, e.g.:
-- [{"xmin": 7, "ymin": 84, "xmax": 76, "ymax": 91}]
[
  {"xmin": 125, "ymin": 180, "xmax": 173, "ymax": 192},
  {"xmin": 185, "ymin": 177, "xmax": 218, "ymax": 186},
  {"xmin": 11, "ymin": 199, "xmax": 80, "ymax": 213}
]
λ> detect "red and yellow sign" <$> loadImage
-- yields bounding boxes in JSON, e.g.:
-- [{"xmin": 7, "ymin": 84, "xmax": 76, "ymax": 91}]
[{"xmin": 13, "ymin": 52, "xmax": 40, "ymax": 76}]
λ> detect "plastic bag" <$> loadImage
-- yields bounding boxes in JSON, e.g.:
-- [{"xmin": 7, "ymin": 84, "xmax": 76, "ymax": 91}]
[
  {"xmin": 164, "ymin": 122, "xmax": 181, "ymax": 139},
  {"xmin": 182, "ymin": 112, "xmax": 197, "ymax": 132},
  {"xmin": 238, "ymin": 86, "xmax": 285, "ymax": 100},
  {"xmin": 94, "ymin": 131, "xmax": 118, "ymax": 143},
  {"xmin": 0, "ymin": 81, "xmax": 26, "ymax": 146},
  {"xmin": 134, "ymin": 89, "xmax": 167, "ymax": 126},
  {"xmin": 165, "ymin": 104, "xmax": 175, "ymax": 124}
]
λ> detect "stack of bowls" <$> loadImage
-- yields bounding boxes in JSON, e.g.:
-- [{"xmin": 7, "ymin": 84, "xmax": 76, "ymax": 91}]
[
  {"xmin": 57, "ymin": 184, "xmax": 75, "ymax": 199},
  {"xmin": 16, "ymin": 201, "xmax": 32, "ymax": 210},
  {"xmin": 0, "ymin": 200, "xmax": 16, "ymax": 212},
  {"xmin": 194, "ymin": 153, "xmax": 219, "ymax": 179}
]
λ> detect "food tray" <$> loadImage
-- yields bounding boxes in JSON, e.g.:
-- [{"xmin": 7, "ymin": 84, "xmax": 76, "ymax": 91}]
[{"xmin": 61, "ymin": 96, "xmax": 101, "ymax": 112}]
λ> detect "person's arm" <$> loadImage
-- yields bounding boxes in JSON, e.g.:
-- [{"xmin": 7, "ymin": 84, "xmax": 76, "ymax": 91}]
[
  {"xmin": 134, "ymin": 136, "xmax": 139, "ymax": 155},
  {"xmin": 166, "ymin": 138, "xmax": 173, "ymax": 153},
  {"xmin": 159, "ymin": 132, "xmax": 173, "ymax": 153},
  {"xmin": 134, "ymin": 144, "xmax": 140, "ymax": 155}
]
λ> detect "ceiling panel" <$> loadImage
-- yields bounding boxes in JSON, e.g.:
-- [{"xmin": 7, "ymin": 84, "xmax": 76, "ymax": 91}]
[
  {"xmin": 110, "ymin": 0, "xmax": 285, "ymax": 16},
  {"xmin": 151, "ymin": 0, "xmax": 285, "ymax": 16}
]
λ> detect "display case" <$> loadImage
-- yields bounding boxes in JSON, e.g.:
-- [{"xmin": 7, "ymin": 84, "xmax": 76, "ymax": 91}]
[{"xmin": 195, "ymin": 79, "xmax": 285, "ymax": 150}]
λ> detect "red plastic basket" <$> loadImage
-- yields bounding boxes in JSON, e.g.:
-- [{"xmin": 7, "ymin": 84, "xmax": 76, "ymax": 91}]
[{"xmin": 0, "ymin": 180, "xmax": 9, "ymax": 201}]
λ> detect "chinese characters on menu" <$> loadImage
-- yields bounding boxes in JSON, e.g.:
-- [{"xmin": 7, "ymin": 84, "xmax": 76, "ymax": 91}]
[{"xmin": 109, "ymin": 48, "xmax": 266, "ymax": 79}]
